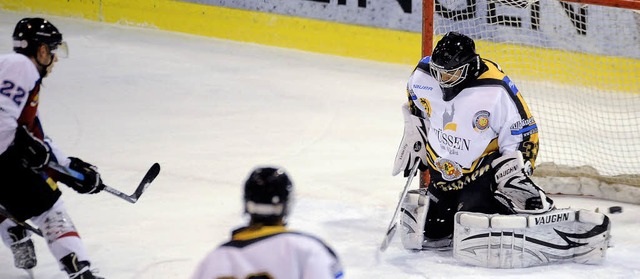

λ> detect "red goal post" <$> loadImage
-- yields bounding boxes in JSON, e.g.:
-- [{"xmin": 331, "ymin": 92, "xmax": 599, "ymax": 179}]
[{"xmin": 419, "ymin": 0, "xmax": 640, "ymax": 204}]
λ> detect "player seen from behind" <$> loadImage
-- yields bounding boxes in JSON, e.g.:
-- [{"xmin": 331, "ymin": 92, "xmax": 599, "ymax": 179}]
[
  {"xmin": 0, "ymin": 17, "xmax": 105, "ymax": 278},
  {"xmin": 191, "ymin": 166, "xmax": 344, "ymax": 279}
]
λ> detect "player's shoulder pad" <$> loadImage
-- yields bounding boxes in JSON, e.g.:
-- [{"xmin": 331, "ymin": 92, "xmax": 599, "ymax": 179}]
[
  {"xmin": 222, "ymin": 225, "xmax": 288, "ymax": 248},
  {"xmin": 221, "ymin": 231, "xmax": 286, "ymax": 248},
  {"xmin": 416, "ymin": 56, "xmax": 431, "ymax": 73},
  {"xmin": 286, "ymin": 231, "xmax": 340, "ymax": 259},
  {"xmin": 472, "ymin": 59, "xmax": 519, "ymax": 96}
]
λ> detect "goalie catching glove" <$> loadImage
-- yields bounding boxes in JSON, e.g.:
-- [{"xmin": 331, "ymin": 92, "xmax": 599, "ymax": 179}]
[
  {"xmin": 392, "ymin": 104, "xmax": 429, "ymax": 177},
  {"xmin": 491, "ymin": 151, "xmax": 553, "ymax": 214},
  {"xmin": 57, "ymin": 157, "xmax": 105, "ymax": 194}
]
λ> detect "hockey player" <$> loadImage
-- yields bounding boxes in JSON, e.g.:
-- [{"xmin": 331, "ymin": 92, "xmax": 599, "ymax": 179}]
[
  {"xmin": 392, "ymin": 32, "xmax": 611, "ymax": 268},
  {"xmin": 392, "ymin": 32, "xmax": 554, "ymax": 250},
  {"xmin": 0, "ymin": 18, "xmax": 105, "ymax": 278},
  {"xmin": 191, "ymin": 166, "xmax": 344, "ymax": 279}
]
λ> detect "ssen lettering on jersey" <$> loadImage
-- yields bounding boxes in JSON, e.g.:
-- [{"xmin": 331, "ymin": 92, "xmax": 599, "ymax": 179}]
[
  {"xmin": 191, "ymin": 225, "xmax": 344, "ymax": 279},
  {"xmin": 407, "ymin": 57, "xmax": 539, "ymax": 183}
]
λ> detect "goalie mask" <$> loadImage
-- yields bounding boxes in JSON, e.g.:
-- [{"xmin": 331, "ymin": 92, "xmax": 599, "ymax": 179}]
[
  {"xmin": 13, "ymin": 18, "xmax": 68, "ymax": 58},
  {"xmin": 243, "ymin": 167, "xmax": 294, "ymax": 220},
  {"xmin": 429, "ymin": 32, "xmax": 482, "ymax": 101}
]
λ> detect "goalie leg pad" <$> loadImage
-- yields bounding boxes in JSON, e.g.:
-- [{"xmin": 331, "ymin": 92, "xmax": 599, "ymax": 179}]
[
  {"xmin": 400, "ymin": 189, "xmax": 429, "ymax": 250},
  {"xmin": 453, "ymin": 209, "xmax": 611, "ymax": 268}
]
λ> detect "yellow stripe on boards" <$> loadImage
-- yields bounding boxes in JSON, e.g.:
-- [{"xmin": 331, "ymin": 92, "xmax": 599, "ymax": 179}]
[
  {"xmin": 472, "ymin": 40, "xmax": 639, "ymax": 93},
  {"xmin": 2, "ymin": 0, "xmax": 637, "ymax": 93},
  {"xmin": 99, "ymin": 1, "xmax": 423, "ymax": 65},
  {"xmin": 0, "ymin": 0, "xmax": 102, "ymax": 21}
]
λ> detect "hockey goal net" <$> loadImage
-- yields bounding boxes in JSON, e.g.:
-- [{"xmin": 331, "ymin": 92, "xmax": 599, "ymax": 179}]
[{"xmin": 421, "ymin": 0, "xmax": 640, "ymax": 204}]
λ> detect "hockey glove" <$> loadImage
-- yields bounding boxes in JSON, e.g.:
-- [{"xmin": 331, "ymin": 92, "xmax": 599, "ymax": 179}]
[
  {"xmin": 392, "ymin": 104, "xmax": 429, "ymax": 177},
  {"xmin": 58, "ymin": 157, "xmax": 104, "ymax": 194},
  {"xmin": 10, "ymin": 125, "xmax": 51, "ymax": 170},
  {"xmin": 491, "ymin": 151, "xmax": 554, "ymax": 214}
]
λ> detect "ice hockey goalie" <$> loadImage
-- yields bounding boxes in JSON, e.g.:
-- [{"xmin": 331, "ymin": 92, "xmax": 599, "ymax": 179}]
[{"xmin": 452, "ymin": 208, "xmax": 611, "ymax": 268}]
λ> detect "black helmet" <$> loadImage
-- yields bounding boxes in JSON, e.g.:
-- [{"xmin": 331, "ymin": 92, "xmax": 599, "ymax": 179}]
[
  {"xmin": 429, "ymin": 32, "xmax": 482, "ymax": 101},
  {"xmin": 13, "ymin": 18, "xmax": 67, "ymax": 57},
  {"xmin": 243, "ymin": 167, "xmax": 294, "ymax": 220}
]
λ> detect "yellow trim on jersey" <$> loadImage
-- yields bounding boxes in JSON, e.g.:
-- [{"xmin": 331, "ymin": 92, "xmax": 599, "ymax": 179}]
[
  {"xmin": 478, "ymin": 60, "xmax": 507, "ymax": 80},
  {"xmin": 477, "ymin": 60, "xmax": 539, "ymax": 166},
  {"xmin": 479, "ymin": 60, "xmax": 536, "ymax": 119},
  {"xmin": 480, "ymin": 138, "xmax": 500, "ymax": 158},
  {"xmin": 424, "ymin": 140, "xmax": 498, "ymax": 175},
  {"xmin": 46, "ymin": 177, "xmax": 58, "ymax": 191},
  {"xmin": 232, "ymin": 225, "xmax": 288, "ymax": 241}
]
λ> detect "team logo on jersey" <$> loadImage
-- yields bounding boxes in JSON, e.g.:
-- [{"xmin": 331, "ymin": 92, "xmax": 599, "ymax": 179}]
[
  {"xmin": 443, "ymin": 104, "xmax": 457, "ymax": 131},
  {"xmin": 472, "ymin": 110, "xmax": 490, "ymax": 132},
  {"xmin": 418, "ymin": 98, "xmax": 432, "ymax": 117},
  {"xmin": 435, "ymin": 158, "xmax": 463, "ymax": 181}
]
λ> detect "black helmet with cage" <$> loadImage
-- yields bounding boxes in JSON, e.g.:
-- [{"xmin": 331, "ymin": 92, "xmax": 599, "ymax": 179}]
[
  {"xmin": 243, "ymin": 166, "xmax": 294, "ymax": 224},
  {"xmin": 13, "ymin": 17, "xmax": 68, "ymax": 58},
  {"xmin": 429, "ymin": 32, "xmax": 484, "ymax": 101}
]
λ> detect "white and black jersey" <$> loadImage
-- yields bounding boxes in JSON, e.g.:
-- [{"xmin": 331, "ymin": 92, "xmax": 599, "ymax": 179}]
[
  {"xmin": 191, "ymin": 225, "xmax": 344, "ymax": 279},
  {"xmin": 407, "ymin": 57, "xmax": 539, "ymax": 190},
  {"xmin": 0, "ymin": 53, "xmax": 68, "ymax": 164}
]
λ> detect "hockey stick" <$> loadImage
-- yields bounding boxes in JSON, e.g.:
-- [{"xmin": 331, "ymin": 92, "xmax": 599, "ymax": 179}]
[
  {"xmin": 48, "ymin": 161, "xmax": 161, "ymax": 204},
  {"xmin": 0, "ymin": 206, "xmax": 43, "ymax": 237},
  {"xmin": 379, "ymin": 158, "xmax": 421, "ymax": 252}
]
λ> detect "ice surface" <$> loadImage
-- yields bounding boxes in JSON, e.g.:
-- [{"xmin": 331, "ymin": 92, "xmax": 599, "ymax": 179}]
[{"xmin": 0, "ymin": 11, "xmax": 638, "ymax": 279}]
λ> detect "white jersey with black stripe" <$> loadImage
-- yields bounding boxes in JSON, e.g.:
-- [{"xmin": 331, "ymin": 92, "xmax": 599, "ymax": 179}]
[
  {"xmin": 408, "ymin": 57, "xmax": 539, "ymax": 181},
  {"xmin": 0, "ymin": 53, "xmax": 39, "ymax": 154},
  {"xmin": 191, "ymin": 225, "xmax": 344, "ymax": 279}
]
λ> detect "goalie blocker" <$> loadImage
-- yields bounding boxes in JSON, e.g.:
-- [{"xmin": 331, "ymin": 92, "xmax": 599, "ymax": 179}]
[{"xmin": 453, "ymin": 209, "xmax": 611, "ymax": 268}]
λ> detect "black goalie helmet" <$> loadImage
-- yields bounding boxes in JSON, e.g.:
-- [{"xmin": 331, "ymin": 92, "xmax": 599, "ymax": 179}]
[
  {"xmin": 429, "ymin": 32, "xmax": 481, "ymax": 101},
  {"xmin": 13, "ymin": 18, "xmax": 68, "ymax": 58},
  {"xmin": 244, "ymin": 167, "xmax": 294, "ymax": 219}
]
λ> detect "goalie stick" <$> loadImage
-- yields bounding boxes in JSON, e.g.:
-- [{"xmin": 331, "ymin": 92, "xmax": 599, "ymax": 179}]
[
  {"xmin": 379, "ymin": 158, "xmax": 421, "ymax": 252},
  {"xmin": 0, "ymin": 206, "xmax": 43, "ymax": 237},
  {"xmin": 48, "ymin": 161, "xmax": 161, "ymax": 204}
]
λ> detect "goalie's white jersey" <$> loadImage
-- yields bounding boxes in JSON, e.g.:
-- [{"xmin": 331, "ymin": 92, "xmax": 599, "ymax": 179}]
[
  {"xmin": 191, "ymin": 225, "xmax": 344, "ymax": 279},
  {"xmin": 408, "ymin": 57, "xmax": 539, "ymax": 184}
]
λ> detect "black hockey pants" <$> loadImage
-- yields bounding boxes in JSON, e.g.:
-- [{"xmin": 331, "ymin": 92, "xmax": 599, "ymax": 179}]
[{"xmin": 0, "ymin": 149, "xmax": 61, "ymax": 222}]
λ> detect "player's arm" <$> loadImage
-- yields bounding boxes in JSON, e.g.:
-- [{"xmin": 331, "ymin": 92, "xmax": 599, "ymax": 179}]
[
  {"xmin": 490, "ymin": 92, "xmax": 552, "ymax": 214},
  {"xmin": 190, "ymin": 249, "xmax": 233, "ymax": 279},
  {"xmin": 302, "ymin": 240, "xmax": 344, "ymax": 279}
]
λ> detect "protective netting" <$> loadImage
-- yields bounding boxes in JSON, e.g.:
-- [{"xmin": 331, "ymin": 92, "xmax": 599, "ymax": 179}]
[{"xmin": 430, "ymin": 0, "xmax": 640, "ymax": 199}]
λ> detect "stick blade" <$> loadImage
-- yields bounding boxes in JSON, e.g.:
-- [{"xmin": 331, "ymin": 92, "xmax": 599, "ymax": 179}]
[
  {"xmin": 379, "ymin": 222, "xmax": 398, "ymax": 252},
  {"xmin": 143, "ymin": 163, "xmax": 161, "ymax": 184},
  {"xmin": 130, "ymin": 163, "xmax": 161, "ymax": 202}
]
